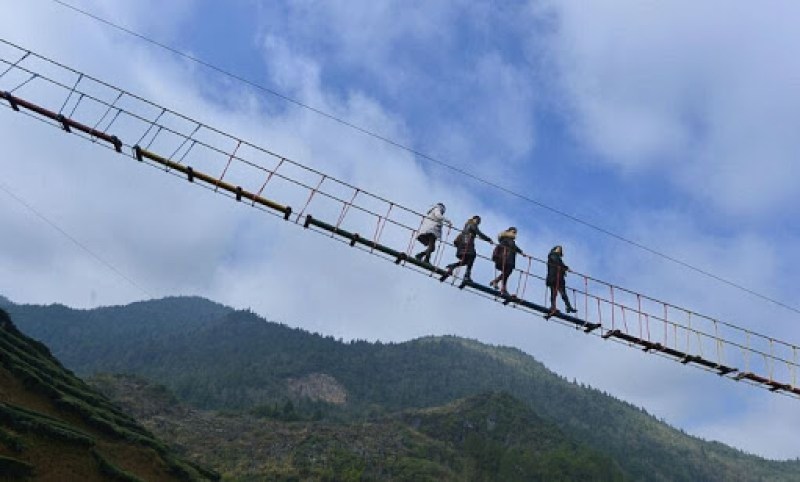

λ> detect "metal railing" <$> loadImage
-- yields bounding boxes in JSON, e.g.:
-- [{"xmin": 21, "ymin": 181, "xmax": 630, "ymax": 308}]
[{"xmin": 1, "ymin": 37, "xmax": 797, "ymax": 398}]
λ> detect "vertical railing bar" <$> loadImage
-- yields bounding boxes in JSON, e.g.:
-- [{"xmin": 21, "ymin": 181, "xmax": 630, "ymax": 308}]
[
  {"xmin": 519, "ymin": 257, "xmax": 532, "ymax": 300},
  {"xmin": 673, "ymin": 323, "xmax": 678, "ymax": 353},
  {"xmin": 696, "ymin": 331, "xmax": 703, "ymax": 359},
  {"xmin": 745, "ymin": 333, "xmax": 751, "ymax": 373},
  {"xmin": 622, "ymin": 300, "xmax": 629, "ymax": 334},
  {"xmin": 768, "ymin": 339, "xmax": 775, "ymax": 381},
  {"xmin": 101, "ymin": 109, "xmax": 123, "ymax": 134},
  {"xmin": 168, "ymin": 124, "xmax": 202, "ymax": 161},
  {"xmin": 9, "ymin": 73, "xmax": 37, "ymax": 93},
  {"xmin": 405, "ymin": 217, "xmax": 425, "ymax": 259},
  {"xmin": 335, "ymin": 189, "xmax": 360, "ymax": 230},
  {"xmin": 637, "ymin": 294, "xmax": 643, "ymax": 340},
  {"xmin": 58, "ymin": 73, "xmax": 83, "ymax": 114},
  {"xmin": 433, "ymin": 224, "xmax": 451, "ymax": 269},
  {"xmin": 610, "ymin": 286, "xmax": 616, "ymax": 331},
  {"xmin": 253, "ymin": 157, "xmax": 286, "ymax": 205},
  {"xmin": 92, "ymin": 91, "xmax": 124, "ymax": 131},
  {"xmin": 295, "ymin": 175, "xmax": 326, "ymax": 223},
  {"xmin": 177, "ymin": 140, "xmax": 197, "ymax": 165},
  {"xmin": 686, "ymin": 312, "xmax": 692, "ymax": 355},
  {"xmin": 584, "ymin": 277, "xmax": 589, "ymax": 324},
  {"xmin": 596, "ymin": 298, "xmax": 603, "ymax": 335},
  {"xmin": 66, "ymin": 93, "xmax": 85, "ymax": 118},
  {"xmin": 372, "ymin": 203, "xmax": 394, "ymax": 251},
  {"xmin": 144, "ymin": 126, "xmax": 163, "ymax": 151},
  {"xmin": 135, "ymin": 108, "xmax": 166, "ymax": 146},
  {"xmin": 214, "ymin": 139, "xmax": 242, "ymax": 192}
]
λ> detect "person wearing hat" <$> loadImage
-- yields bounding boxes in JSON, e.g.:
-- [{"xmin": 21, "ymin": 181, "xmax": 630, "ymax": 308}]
[
  {"xmin": 414, "ymin": 202, "xmax": 451, "ymax": 263},
  {"xmin": 545, "ymin": 245, "xmax": 577, "ymax": 317},
  {"xmin": 440, "ymin": 215, "xmax": 494, "ymax": 282},
  {"xmin": 489, "ymin": 227, "xmax": 524, "ymax": 296}
]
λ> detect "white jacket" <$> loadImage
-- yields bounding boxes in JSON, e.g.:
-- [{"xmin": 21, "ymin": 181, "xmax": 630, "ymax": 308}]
[{"xmin": 418, "ymin": 203, "xmax": 450, "ymax": 239}]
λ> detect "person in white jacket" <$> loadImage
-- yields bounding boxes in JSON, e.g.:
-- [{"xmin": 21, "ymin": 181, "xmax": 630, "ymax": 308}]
[{"xmin": 414, "ymin": 202, "xmax": 451, "ymax": 263}]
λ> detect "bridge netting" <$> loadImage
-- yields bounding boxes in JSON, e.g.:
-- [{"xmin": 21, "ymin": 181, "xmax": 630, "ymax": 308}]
[{"xmin": 1, "ymin": 38, "xmax": 797, "ymax": 398}]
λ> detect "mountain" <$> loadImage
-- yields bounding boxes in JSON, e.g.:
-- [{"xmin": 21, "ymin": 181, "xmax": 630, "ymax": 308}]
[
  {"xmin": 89, "ymin": 373, "xmax": 622, "ymax": 481},
  {"xmin": 0, "ymin": 307, "xmax": 218, "ymax": 481},
  {"xmin": 6, "ymin": 296, "xmax": 800, "ymax": 480}
]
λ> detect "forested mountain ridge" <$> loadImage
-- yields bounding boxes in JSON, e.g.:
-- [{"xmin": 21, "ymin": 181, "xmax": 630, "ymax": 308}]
[
  {"xmin": 0, "ymin": 307, "xmax": 218, "ymax": 481},
  {"xmin": 90, "ymin": 373, "xmax": 623, "ymax": 480},
  {"xmin": 6, "ymin": 296, "xmax": 800, "ymax": 481}
]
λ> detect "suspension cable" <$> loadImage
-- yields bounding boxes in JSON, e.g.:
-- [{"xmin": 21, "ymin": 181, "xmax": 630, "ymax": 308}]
[{"xmin": 40, "ymin": 0, "xmax": 800, "ymax": 317}]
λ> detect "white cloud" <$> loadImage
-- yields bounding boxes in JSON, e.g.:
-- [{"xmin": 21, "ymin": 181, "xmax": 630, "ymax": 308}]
[
  {"xmin": 546, "ymin": 0, "xmax": 800, "ymax": 217},
  {"xmin": 256, "ymin": 1, "xmax": 541, "ymax": 175}
]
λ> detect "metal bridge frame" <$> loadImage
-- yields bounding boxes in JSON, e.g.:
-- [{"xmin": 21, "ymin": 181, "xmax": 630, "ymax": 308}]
[{"xmin": 1, "ymin": 38, "xmax": 798, "ymax": 399}]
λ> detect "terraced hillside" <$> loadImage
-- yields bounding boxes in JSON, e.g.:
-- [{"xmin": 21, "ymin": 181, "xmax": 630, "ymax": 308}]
[{"xmin": 0, "ymin": 308, "xmax": 217, "ymax": 481}]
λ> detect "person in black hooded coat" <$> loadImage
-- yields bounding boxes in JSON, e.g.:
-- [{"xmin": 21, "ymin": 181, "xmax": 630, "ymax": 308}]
[
  {"xmin": 441, "ymin": 215, "xmax": 493, "ymax": 282},
  {"xmin": 546, "ymin": 245, "xmax": 576, "ymax": 316}
]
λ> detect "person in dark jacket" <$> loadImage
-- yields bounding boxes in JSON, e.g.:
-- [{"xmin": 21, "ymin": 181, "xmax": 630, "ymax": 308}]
[
  {"xmin": 546, "ymin": 245, "xmax": 576, "ymax": 316},
  {"xmin": 440, "ymin": 215, "xmax": 494, "ymax": 282},
  {"xmin": 489, "ymin": 227, "xmax": 524, "ymax": 296}
]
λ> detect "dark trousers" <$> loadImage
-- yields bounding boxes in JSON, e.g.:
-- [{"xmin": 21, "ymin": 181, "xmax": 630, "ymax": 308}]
[
  {"xmin": 548, "ymin": 283, "xmax": 573, "ymax": 311},
  {"xmin": 492, "ymin": 263, "xmax": 514, "ymax": 293},
  {"xmin": 447, "ymin": 253, "xmax": 477, "ymax": 278},
  {"xmin": 415, "ymin": 233, "xmax": 436, "ymax": 263}
]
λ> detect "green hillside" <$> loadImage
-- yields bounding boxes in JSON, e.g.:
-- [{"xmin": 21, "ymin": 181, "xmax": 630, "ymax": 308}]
[
  {"xmin": 0, "ymin": 307, "xmax": 218, "ymax": 481},
  {"xmin": 89, "ymin": 373, "xmax": 622, "ymax": 481},
  {"xmin": 6, "ymin": 297, "xmax": 800, "ymax": 481}
]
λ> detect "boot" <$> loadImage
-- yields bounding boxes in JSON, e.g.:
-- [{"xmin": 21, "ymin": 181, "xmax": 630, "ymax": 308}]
[
  {"xmin": 566, "ymin": 303, "xmax": 577, "ymax": 314},
  {"xmin": 440, "ymin": 267, "xmax": 453, "ymax": 282}
]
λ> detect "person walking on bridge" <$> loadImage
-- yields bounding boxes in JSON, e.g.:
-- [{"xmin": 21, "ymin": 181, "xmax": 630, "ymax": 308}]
[
  {"xmin": 489, "ymin": 227, "xmax": 524, "ymax": 296},
  {"xmin": 545, "ymin": 245, "xmax": 577, "ymax": 318},
  {"xmin": 414, "ymin": 203, "xmax": 451, "ymax": 264},
  {"xmin": 440, "ymin": 215, "xmax": 494, "ymax": 282}
]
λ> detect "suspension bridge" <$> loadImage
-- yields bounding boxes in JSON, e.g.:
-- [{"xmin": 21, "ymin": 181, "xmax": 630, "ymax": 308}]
[{"xmin": 1, "ymin": 38, "xmax": 798, "ymax": 399}]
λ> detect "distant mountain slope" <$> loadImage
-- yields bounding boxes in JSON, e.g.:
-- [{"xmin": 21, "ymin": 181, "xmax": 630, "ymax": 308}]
[
  {"xmin": 90, "ymin": 374, "xmax": 622, "ymax": 481},
  {"xmin": 7, "ymin": 297, "xmax": 800, "ymax": 481},
  {"xmin": 0, "ymin": 308, "xmax": 217, "ymax": 481}
]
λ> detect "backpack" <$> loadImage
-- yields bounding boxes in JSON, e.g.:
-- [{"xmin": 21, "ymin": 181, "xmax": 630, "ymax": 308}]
[
  {"xmin": 454, "ymin": 232, "xmax": 466, "ymax": 249},
  {"xmin": 492, "ymin": 244, "xmax": 503, "ymax": 263}
]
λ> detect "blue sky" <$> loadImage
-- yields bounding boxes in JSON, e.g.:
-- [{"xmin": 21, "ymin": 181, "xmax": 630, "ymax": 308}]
[{"xmin": 2, "ymin": 0, "xmax": 800, "ymax": 459}]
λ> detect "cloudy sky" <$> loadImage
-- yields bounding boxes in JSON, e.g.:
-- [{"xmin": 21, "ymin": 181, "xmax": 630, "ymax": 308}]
[{"xmin": 2, "ymin": 0, "xmax": 799, "ymax": 460}]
